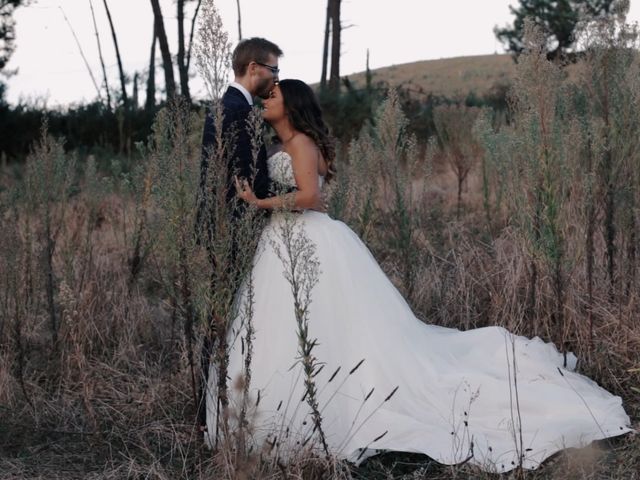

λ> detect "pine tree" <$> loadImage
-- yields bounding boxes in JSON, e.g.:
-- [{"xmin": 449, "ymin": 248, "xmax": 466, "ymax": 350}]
[
  {"xmin": 495, "ymin": 0, "xmax": 617, "ymax": 60},
  {"xmin": 0, "ymin": 0, "xmax": 26, "ymax": 71}
]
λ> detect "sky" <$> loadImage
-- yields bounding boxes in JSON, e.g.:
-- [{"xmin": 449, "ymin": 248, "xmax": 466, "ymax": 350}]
[{"xmin": 4, "ymin": 0, "xmax": 640, "ymax": 107}]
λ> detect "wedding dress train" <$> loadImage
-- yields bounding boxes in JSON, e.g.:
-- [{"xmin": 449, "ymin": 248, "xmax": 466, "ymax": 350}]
[{"xmin": 205, "ymin": 151, "xmax": 631, "ymax": 472}]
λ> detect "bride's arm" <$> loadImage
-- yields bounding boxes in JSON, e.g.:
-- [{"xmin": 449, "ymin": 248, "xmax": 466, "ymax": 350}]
[{"xmin": 236, "ymin": 138, "xmax": 322, "ymax": 211}]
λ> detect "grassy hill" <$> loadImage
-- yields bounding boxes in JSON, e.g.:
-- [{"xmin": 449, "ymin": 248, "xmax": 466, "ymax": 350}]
[{"xmin": 344, "ymin": 54, "xmax": 516, "ymax": 98}]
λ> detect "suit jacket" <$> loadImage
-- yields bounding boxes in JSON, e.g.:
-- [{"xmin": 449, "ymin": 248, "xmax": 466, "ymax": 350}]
[{"xmin": 196, "ymin": 86, "xmax": 273, "ymax": 244}]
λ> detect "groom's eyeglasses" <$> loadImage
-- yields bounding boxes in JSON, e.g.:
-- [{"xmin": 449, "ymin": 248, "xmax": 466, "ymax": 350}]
[{"xmin": 255, "ymin": 61, "xmax": 280, "ymax": 76}]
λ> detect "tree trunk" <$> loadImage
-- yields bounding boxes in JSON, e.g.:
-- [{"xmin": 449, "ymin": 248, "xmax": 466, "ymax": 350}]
[
  {"xmin": 145, "ymin": 24, "xmax": 157, "ymax": 112},
  {"xmin": 177, "ymin": 0, "xmax": 191, "ymax": 102},
  {"xmin": 328, "ymin": 0, "xmax": 341, "ymax": 92},
  {"xmin": 236, "ymin": 0, "xmax": 242, "ymax": 40},
  {"xmin": 89, "ymin": 0, "xmax": 111, "ymax": 110},
  {"xmin": 320, "ymin": 0, "xmax": 330, "ymax": 89},
  {"xmin": 150, "ymin": 0, "xmax": 177, "ymax": 100},
  {"xmin": 132, "ymin": 72, "xmax": 139, "ymax": 109},
  {"xmin": 186, "ymin": 0, "xmax": 203, "ymax": 73},
  {"xmin": 366, "ymin": 48, "xmax": 372, "ymax": 90},
  {"xmin": 102, "ymin": 0, "xmax": 128, "ymax": 108}
]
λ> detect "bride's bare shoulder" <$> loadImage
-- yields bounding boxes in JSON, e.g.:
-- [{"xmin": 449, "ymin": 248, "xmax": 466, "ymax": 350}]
[
  {"xmin": 287, "ymin": 133, "xmax": 327, "ymax": 174},
  {"xmin": 286, "ymin": 134, "xmax": 317, "ymax": 161},
  {"xmin": 288, "ymin": 133, "xmax": 316, "ymax": 152}
]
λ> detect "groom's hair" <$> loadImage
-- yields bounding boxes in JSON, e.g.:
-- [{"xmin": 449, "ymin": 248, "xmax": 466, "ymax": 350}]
[{"xmin": 232, "ymin": 37, "xmax": 283, "ymax": 76}]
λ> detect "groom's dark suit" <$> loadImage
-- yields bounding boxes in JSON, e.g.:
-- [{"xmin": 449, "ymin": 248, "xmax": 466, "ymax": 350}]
[
  {"xmin": 195, "ymin": 85, "xmax": 274, "ymax": 431},
  {"xmin": 196, "ymin": 85, "xmax": 271, "ymax": 238}
]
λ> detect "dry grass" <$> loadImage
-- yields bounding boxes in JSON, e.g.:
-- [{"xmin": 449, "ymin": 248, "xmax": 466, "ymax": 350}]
[
  {"xmin": 1, "ymin": 123, "xmax": 639, "ymax": 480},
  {"xmin": 344, "ymin": 52, "xmax": 607, "ymax": 102},
  {"xmin": 2, "ymin": 159, "xmax": 639, "ymax": 480},
  {"xmin": 345, "ymin": 54, "xmax": 516, "ymax": 98}
]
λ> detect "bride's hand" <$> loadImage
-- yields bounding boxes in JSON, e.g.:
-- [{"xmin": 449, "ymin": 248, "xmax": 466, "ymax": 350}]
[{"xmin": 234, "ymin": 176, "xmax": 258, "ymax": 205}]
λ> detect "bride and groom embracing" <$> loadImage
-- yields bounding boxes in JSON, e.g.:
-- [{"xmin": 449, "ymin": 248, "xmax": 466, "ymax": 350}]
[{"xmin": 196, "ymin": 37, "xmax": 631, "ymax": 472}]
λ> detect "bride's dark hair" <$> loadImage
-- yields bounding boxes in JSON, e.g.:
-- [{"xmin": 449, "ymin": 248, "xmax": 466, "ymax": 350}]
[{"xmin": 278, "ymin": 79, "xmax": 336, "ymax": 182}]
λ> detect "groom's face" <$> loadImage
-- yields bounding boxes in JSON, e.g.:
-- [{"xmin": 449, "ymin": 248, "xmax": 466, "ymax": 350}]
[{"xmin": 253, "ymin": 53, "xmax": 279, "ymax": 99}]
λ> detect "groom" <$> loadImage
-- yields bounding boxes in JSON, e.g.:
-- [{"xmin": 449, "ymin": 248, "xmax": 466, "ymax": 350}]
[
  {"xmin": 196, "ymin": 37, "xmax": 283, "ymax": 230},
  {"xmin": 195, "ymin": 37, "xmax": 283, "ymax": 432}
]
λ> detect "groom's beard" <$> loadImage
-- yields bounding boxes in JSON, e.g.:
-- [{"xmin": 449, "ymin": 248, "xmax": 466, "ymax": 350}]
[{"xmin": 255, "ymin": 77, "xmax": 274, "ymax": 99}]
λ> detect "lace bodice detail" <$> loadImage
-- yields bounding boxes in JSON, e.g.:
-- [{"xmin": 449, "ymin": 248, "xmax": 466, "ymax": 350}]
[{"xmin": 267, "ymin": 150, "xmax": 324, "ymax": 190}]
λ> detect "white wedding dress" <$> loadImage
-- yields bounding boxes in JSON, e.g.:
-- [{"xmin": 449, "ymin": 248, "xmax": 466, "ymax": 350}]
[{"xmin": 205, "ymin": 151, "xmax": 632, "ymax": 472}]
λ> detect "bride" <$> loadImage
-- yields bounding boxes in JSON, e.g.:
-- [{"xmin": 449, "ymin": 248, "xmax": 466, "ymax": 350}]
[{"xmin": 205, "ymin": 79, "xmax": 632, "ymax": 472}]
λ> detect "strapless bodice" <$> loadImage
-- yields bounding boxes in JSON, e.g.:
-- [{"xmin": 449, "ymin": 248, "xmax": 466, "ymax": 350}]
[{"xmin": 267, "ymin": 150, "xmax": 324, "ymax": 190}]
